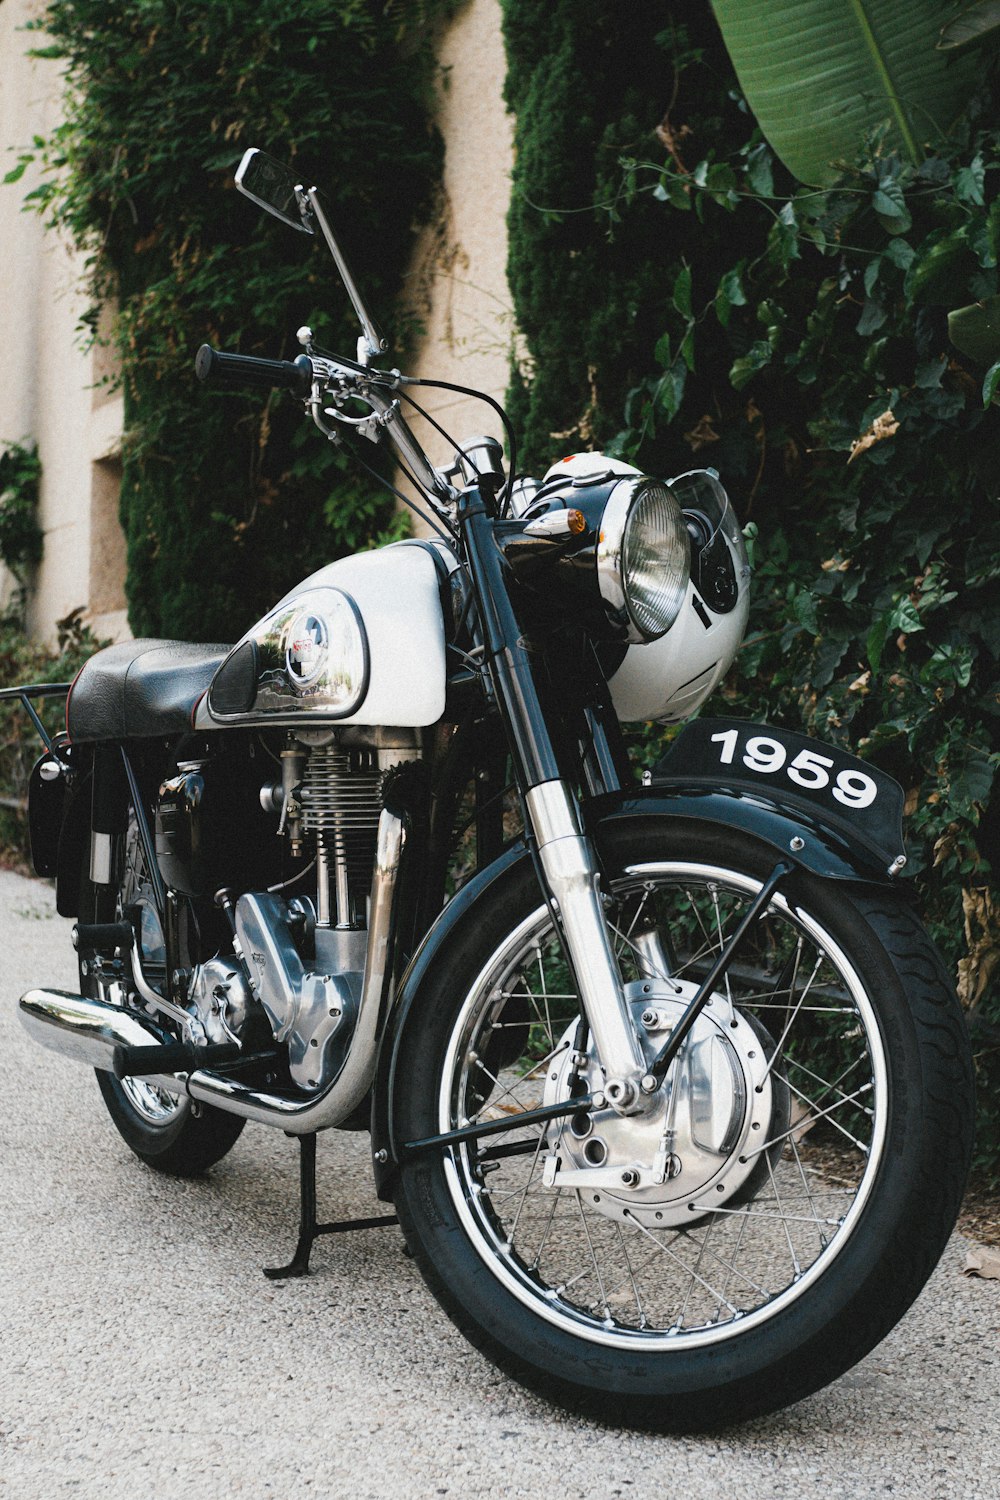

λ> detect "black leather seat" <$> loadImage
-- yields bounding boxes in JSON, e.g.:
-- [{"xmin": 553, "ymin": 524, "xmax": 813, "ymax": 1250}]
[{"xmin": 67, "ymin": 639, "xmax": 232, "ymax": 742}]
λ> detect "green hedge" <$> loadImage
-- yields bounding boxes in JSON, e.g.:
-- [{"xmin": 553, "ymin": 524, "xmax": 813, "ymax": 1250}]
[
  {"xmin": 15, "ymin": 0, "xmax": 452, "ymax": 642},
  {"xmin": 503, "ymin": 3, "xmax": 1000, "ymax": 1180}
]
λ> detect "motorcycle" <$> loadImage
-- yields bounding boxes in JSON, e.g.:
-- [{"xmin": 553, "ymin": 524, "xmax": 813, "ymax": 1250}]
[{"xmin": 6, "ymin": 148, "xmax": 973, "ymax": 1430}]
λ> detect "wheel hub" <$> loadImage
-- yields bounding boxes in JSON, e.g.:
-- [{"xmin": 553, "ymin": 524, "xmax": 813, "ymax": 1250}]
[{"xmin": 542, "ymin": 980, "xmax": 783, "ymax": 1228}]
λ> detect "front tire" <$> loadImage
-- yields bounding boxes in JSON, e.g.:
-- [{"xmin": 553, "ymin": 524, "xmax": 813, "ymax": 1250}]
[{"xmin": 395, "ymin": 819, "xmax": 973, "ymax": 1429}]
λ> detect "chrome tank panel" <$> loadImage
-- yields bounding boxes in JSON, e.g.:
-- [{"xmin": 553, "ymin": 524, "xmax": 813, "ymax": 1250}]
[{"xmin": 196, "ymin": 543, "xmax": 447, "ymax": 729}]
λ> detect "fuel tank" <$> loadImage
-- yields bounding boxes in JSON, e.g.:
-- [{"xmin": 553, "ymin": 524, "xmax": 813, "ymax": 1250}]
[{"xmin": 196, "ymin": 542, "xmax": 448, "ymax": 730}]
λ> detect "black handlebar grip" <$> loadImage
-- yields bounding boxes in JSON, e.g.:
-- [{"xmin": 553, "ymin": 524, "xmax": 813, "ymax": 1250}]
[{"xmin": 195, "ymin": 344, "xmax": 313, "ymax": 397}]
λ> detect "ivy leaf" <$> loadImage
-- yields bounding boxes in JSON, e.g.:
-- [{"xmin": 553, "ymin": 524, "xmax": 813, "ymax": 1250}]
[
  {"xmin": 767, "ymin": 203, "xmax": 800, "ymax": 271},
  {"xmin": 672, "ymin": 264, "xmax": 692, "ymax": 319},
  {"xmin": 730, "ymin": 339, "xmax": 773, "ymax": 389},
  {"xmin": 867, "ymin": 617, "xmax": 889, "ymax": 674},
  {"xmin": 2, "ymin": 161, "xmax": 28, "ymax": 186},
  {"xmin": 745, "ymin": 142, "xmax": 774, "ymax": 197},
  {"xmin": 914, "ymin": 357, "xmax": 946, "ymax": 388},
  {"xmin": 872, "ymin": 178, "xmax": 911, "ymax": 234},
  {"xmin": 857, "ymin": 297, "xmax": 887, "ymax": 334},
  {"xmin": 954, "ymin": 152, "xmax": 986, "ymax": 207},
  {"xmin": 890, "ymin": 598, "xmax": 923, "ymax": 634},
  {"xmin": 715, "ymin": 263, "xmax": 747, "ymax": 327},
  {"xmin": 982, "ymin": 359, "xmax": 1000, "ymax": 405},
  {"xmin": 884, "ymin": 237, "xmax": 916, "ymax": 271},
  {"xmin": 655, "ymin": 364, "xmax": 687, "ymax": 419},
  {"xmin": 947, "ymin": 747, "xmax": 996, "ymax": 817}
]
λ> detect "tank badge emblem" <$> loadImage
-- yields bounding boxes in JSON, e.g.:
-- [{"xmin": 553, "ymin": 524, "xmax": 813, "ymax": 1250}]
[{"xmin": 285, "ymin": 612, "xmax": 328, "ymax": 687}]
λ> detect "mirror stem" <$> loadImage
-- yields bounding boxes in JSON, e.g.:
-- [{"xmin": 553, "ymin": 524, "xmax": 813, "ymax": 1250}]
[{"xmin": 306, "ymin": 187, "xmax": 387, "ymax": 366}]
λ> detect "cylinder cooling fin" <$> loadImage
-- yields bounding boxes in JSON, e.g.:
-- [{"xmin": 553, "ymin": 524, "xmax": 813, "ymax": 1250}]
[{"xmin": 300, "ymin": 743, "xmax": 383, "ymax": 927}]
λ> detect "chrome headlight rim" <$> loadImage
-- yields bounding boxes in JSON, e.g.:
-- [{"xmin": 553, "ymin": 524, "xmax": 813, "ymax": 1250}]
[{"xmin": 596, "ymin": 477, "xmax": 690, "ymax": 643}]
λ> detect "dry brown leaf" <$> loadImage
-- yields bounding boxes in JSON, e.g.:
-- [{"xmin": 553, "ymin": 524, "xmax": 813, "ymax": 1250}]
[
  {"xmin": 684, "ymin": 414, "xmax": 721, "ymax": 450},
  {"xmin": 848, "ymin": 409, "xmax": 899, "ymax": 463},
  {"xmin": 963, "ymin": 1245, "xmax": 1000, "ymax": 1279},
  {"xmin": 957, "ymin": 885, "xmax": 1000, "ymax": 1009}
]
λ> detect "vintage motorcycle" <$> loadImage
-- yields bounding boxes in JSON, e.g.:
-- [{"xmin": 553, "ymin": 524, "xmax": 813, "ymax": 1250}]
[{"xmin": 7, "ymin": 149, "xmax": 973, "ymax": 1429}]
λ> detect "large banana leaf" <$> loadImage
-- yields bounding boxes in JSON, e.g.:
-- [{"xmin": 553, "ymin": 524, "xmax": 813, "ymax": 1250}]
[{"xmin": 710, "ymin": 0, "xmax": 981, "ymax": 185}]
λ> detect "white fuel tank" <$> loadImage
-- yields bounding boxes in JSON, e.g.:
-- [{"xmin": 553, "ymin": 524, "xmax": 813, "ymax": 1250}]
[{"xmin": 196, "ymin": 542, "xmax": 448, "ymax": 730}]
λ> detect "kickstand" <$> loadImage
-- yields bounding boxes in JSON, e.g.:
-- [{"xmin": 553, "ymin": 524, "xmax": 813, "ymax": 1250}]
[{"xmin": 263, "ymin": 1131, "xmax": 399, "ymax": 1280}]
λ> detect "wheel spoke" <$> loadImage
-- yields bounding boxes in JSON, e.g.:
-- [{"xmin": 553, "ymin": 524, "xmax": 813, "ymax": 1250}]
[{"xmin": 437, "ymin": 855, "xmax": 887, "ymax": 1352}]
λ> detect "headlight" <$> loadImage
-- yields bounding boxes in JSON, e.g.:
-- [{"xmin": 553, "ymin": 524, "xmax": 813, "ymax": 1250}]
[{"xmin": 597, "ymin": 478, "xmax": 690, "ymax": 642}]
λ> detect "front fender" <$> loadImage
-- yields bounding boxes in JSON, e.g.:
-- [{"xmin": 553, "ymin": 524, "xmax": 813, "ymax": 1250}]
[
  {"xmin": 370, "ymin": 769, "xmax": 902, "ymax": 1197},
  {"xmin": 595, "ymin": 782, "xmax": 897, "ymax": 884}
]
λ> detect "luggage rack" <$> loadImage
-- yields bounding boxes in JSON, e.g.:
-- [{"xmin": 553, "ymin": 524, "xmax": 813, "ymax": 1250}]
[{"xmin": 0, "ymin": 681, "xmax": 72, "ymax": 755}]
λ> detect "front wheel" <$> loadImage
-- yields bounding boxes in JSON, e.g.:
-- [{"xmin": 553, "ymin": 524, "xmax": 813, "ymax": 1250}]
[{"xmin": 395, "ymin": 819, "xmax": 973, "ymax": 1429}]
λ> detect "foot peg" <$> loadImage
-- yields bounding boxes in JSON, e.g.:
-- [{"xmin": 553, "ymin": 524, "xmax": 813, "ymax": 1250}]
[
  {"xmin": 111, "ymin": 1040, "xmax": 241, "ymax": 1078},
  {"xmin": 72, "ymin": 920, "xmax": 134, "ymax": 953}
]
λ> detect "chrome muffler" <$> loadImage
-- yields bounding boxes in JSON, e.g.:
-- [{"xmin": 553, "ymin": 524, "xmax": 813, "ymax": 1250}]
[{"xmin": 18, "ymin": 988, "xmax": 182, "ymax": 1094}]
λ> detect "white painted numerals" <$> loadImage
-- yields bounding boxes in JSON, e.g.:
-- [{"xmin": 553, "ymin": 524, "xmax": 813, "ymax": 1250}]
[{"xmin": 709, "ymin": 730, "xmax": 878, "ymax": 810}]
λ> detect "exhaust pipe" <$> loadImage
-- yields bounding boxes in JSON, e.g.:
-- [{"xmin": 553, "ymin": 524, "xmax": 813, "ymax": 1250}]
[
  {"xmin": 19, "ymin": 805, "xmax": 406, "ymax": 1132},
  {"xmin": 188, "ymin": 806, "xmax": 405, "ymax": 1134},
  {"xmin": 18, "ymin": 989, "xmax": 182, "ymax": 1094}
]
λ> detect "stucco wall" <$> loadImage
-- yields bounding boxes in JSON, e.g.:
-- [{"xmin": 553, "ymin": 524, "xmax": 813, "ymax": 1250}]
[
  {"xmin": 0, "ymin": 0, "xmax": 511, "ymax": 640},
  {"xmin": 402, "ymin": 0, "xmax": 515, "ymax": 517},
  {"xmin": 0, "ymin": 0, "xmax": 128, "ymax": 646}
]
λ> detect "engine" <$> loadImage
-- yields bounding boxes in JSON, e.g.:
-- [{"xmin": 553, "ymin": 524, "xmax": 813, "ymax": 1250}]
[{"xmin": 153, "ymin": 726, "xmax": 419, "ymax": 1093}]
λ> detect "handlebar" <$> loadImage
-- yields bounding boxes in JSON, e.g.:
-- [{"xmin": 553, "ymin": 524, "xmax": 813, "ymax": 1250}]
[
  {"xmin": 194, "ymin": 340, "xmax": 457, "ymax": 513},
  {"xmin": 195, "ymin": 344, "xmax": 313, "ymax": 398}
]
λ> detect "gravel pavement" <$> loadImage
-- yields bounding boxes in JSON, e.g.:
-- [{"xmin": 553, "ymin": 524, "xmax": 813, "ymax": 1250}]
[{"xmin": 2, "ymin": 866, "xmax": 998, "ymax": 1499}]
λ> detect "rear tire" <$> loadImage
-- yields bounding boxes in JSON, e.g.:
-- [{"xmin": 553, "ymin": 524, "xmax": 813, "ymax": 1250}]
[
  {"xmin": 395, "ymin": 819, "xmax": 973, "ymax": 1429},
  {"xmin": 93, "ymin": 1069, "xmax": 245, "ymax": 1177},
  {"xmin": 81, "ymin": 819, "xmax": 245, "ymax": 1177}
]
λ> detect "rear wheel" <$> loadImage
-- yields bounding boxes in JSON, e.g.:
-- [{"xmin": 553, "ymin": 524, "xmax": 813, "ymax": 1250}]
[
  {"xmin": 82, "ymin": 814, "xmax": 245, "ymax": 1176},
  {"xmin": 395, "ymin": 820, "xmax": 973, "ymax": 1429}
]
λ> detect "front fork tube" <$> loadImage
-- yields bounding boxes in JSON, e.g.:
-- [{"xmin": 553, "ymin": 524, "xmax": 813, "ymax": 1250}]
[
  {"xmin": 459, "ymin": 490, "xmax": 646, "ymax": 1106},
  {"xmin": 525, "ymin": 780, "xmax": 647, "ymax": 1096}
]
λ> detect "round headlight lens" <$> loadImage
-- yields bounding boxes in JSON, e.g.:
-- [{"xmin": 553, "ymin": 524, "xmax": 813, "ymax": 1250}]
[{"xmin": 598, "ymin": 479, "xmax": 690, "ymax": 641}]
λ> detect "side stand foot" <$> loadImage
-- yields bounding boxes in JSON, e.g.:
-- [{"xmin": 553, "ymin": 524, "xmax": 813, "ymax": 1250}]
[{"xmin": 263, "ymin": 1132, "xmax": 399, "ymax": 1280}]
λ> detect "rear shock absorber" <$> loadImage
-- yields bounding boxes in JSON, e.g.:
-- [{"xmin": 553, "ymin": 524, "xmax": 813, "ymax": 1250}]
[{"xmin": 299, "ymin": 744, "xmax": 382, "ymax": 928}]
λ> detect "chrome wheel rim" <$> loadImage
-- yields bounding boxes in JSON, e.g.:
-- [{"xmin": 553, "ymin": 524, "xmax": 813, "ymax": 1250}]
[
  {"xmin": 438, "ymin": 861, "xmax": 888, "ymax": 1351},
  {"xmin": 119, "ymin": 1076, "xmax": 186, "ymax": 1126}
]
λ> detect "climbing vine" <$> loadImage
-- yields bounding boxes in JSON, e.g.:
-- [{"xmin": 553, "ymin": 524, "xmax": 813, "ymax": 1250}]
[
  {"xmin": 502, "ymin": 2, "xmax": 1000, "ymax": 1178},
  {"xmin": 12, "ymin": 0, "xmax": 453, "ymax": 641}
]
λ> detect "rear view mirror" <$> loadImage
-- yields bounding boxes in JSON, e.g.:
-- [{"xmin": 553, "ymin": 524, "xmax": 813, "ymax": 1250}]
[{"xmin": 235, "ymin": 148, "xmax": 313, "ymax": 234}]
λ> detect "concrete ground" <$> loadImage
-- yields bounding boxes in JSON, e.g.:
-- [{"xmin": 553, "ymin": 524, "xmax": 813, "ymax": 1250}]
[{"xmin": 1, "ymin": 866, "xmax": 997, "ymax": 1500}]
